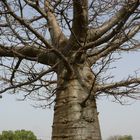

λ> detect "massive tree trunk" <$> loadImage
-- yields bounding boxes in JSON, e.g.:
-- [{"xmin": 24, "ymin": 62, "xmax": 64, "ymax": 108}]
[{"xmin": 52, "ymin": 62, "xmax": 102, "ymax": 140}]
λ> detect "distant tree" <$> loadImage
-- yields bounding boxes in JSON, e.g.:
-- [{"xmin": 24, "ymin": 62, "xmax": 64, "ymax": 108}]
[
  {"xmin": 14, "ymin": 130, "xmax": 37, "ymax": 140},
  {"xmin": 119, "ymin": 135, "xmax": 133, "ymax": 140},
  {"xmin": 0, "ymin": 130, "xmax": 37, "ymax": 140},
  {"xmin": 107, "ymin": 135, "xmax": 133, "ymax": 140},
  {"xmin": 107, "ymin": 135, "xmax": 120, "ymax": 140},
  {"xmin": 0, "ymin": 131, "xmax": 14, "ymax": 140}
]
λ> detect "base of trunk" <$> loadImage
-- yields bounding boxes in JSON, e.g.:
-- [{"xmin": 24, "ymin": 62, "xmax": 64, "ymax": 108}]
[{"xmin": 51, "ymin": 79, "xmax": 102, "ymax": 140}]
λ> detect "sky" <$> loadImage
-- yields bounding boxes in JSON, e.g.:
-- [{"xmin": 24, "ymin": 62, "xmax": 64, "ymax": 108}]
[{"xmin": 0, "ymin": 52, "xmax": 140, "ymax": 140}]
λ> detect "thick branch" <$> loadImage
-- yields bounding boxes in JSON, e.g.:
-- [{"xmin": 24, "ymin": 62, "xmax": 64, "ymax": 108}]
[
  {"xmin": 62, "ymin": 0, "xmax": 88, "ymax": 55},
  {"xmin": 24, "ymin": 0, "xmax": 68, "ymax": 47},
  {"xmin": 0, "ymin": 45, "xmax": 56, "ymax": 66},
  {"xmin": 97, "ymin": 78, "xmax": 140, "ymax": 92},
  {"xmin": 87, "ymin": 0, "xmax": 139, "ymax": 42},
  {"xmin": 44, "ymin": 0, "xmax": 68, "ymax": 47},
  {"xmin": 1, "ymin": 1, "xmax": 73, "ymax": 73},
  {"xmin": 81, "ymin": 17, "xmax": 130, "ymax": 50},
  {"xmin": 89, "ymin": 24, "xmax": 140, "ymax": 64},
  {"xmin": 70, "ymin": 0, "xmax": 88, "ymax": 43}
]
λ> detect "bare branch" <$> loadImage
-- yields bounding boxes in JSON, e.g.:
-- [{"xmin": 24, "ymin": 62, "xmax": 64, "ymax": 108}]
[
  {"xmin": 1, "ymin": 0, "xmax": 52, "ymax": 49},
  {"xmin": 10, "ymin": 58, "xmax": 22, "ymax": 85},
  {"xmin": 44, "ymin": 0, "xmax": 68, "ymax": 47},
  {"xmin": 87, "ymin": 0, "xmax": 140, "ymax": 42},
  {"xmin": 69, "ymin": 0, "xmax": 88, "ymax": 44},
  {"xmin": 96, "ymin": 76, "xmax": 140, "ymax": 102},
  {"xmin": 89, "ymin": 24, "xmax": 140, "ymax": 64},
  {"xmin": 0, "ymin": 45, "xmax": 56, "ymax": 66},
  {"xmin": 0, "ymin": 62, "xmax": 58, "ymax": 95}
]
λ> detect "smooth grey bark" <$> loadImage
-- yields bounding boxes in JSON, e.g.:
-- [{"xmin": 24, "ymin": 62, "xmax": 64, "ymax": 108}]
[{"xmin": 52, "ymin": 62, "xmax": 102, "ymax": 140}]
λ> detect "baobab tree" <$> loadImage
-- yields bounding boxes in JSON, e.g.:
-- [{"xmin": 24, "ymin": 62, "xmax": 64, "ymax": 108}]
[{"xmin": 0, "ymin": 0, "xmax": 140, "ymax": 140}]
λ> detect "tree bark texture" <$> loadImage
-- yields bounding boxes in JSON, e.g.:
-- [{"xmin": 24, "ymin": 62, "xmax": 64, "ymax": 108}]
[{"xmin": 52, "ymin": 63, "xmax": 102, "ymax": 140}]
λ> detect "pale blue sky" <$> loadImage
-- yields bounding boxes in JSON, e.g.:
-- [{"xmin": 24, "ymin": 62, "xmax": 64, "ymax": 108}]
[{"xmin": 0, "ymin": 52, "xmax": 140, "ymax": 140}]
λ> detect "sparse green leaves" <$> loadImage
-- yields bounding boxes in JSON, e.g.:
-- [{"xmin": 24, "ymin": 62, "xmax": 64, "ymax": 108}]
[{"xmin": 0, "ymin": 130, "xmax": 37, "ymax": 140}]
